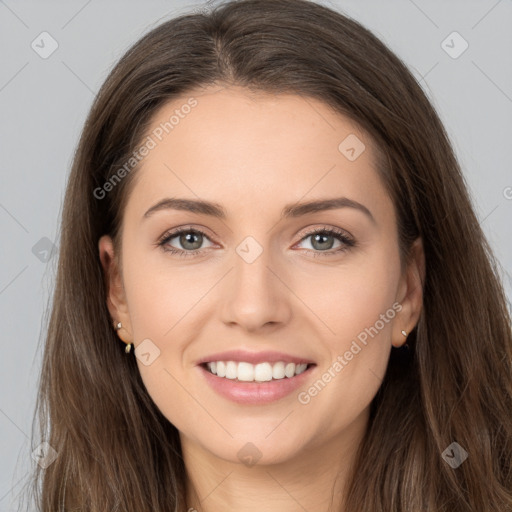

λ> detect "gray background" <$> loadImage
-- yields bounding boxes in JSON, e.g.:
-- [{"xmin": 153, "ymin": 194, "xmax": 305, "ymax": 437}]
[{"xmin": 0, "ymin": 0, "xmax": 511, "ymax": 510}]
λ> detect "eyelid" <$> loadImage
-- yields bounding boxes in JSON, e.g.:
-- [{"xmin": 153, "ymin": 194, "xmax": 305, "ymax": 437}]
[
  {"xmin": 295, "ymin": 224, "xmax": 353, "ymax": 241},
  {"xmin": 156, "ymin": 224, "xmax": 217, "ymax": 245}
]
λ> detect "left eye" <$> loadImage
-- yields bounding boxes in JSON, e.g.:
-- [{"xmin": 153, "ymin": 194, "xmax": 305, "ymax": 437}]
[{"xmin": 295, "ymin": 230, "xmax": 345, "ymax": 252}]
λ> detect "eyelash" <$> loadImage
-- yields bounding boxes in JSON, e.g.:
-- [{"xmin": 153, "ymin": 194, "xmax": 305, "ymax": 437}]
[{"xmin": 156, "ymin": 225, "xmax": 356, "ymax": 259}]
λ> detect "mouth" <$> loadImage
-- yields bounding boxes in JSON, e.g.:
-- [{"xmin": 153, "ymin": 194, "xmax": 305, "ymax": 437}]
[
  {"xmin": 200, "ymin": 360, "xmax": 317, "ymax": 383},
  {"xmin": 198, "ymin": 360, "xmax": 317, "ymax": 404},
  {"xmin": 195, "ymin": 349, "xmax": 317, "ymax": 404}
]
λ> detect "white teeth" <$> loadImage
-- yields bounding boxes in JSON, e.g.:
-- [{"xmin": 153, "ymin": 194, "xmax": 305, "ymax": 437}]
[
  {"xmin": 237, "ymin": 362, "xmax": 255, "ymax": 381},
  {"xmin": 272, "ymin": 362, "xmax": 285, "ymax": 379},
  {"xmin": 296, "ymin": 363, "xmax": 308, "ymax": 374},
  {"xmin": 225, "ymin": 361, "xmax": 238, "ymax": 379},
  {"xmin": 284, "ymin": 362, "xmax": 295, "ymax": 378},
  {"xmin": 205, "ymin": 360, "xmax": 311, "ymax": 381},
  {"xmin": 254, "ymin": 362, "xmax": 273, "ymax": 382},
  {"xmin": 216, "ymin": 361, "xmax": 226, "ymax": 377}
]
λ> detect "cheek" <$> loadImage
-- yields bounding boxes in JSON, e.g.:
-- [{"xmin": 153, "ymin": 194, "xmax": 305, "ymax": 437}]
[
  {"xmin": 122, "ymin": 262, "xmax": 171, "ymax": 339},
  {"xmin": 336, "ymin": 252, "xmax": 401, "ymax": 379},
  {"xmin": 298, "ymin": 243, "xmax": 401, "ymax": 344},
  {"xmin": 121, "ymin": 242, "xmax": 196, "ymax": 340},
  {"xmin": 121, "ymin": 252, "xmax": 197, "ymax": 428},
  {"xmin": 297, "ymin": 262, "xmax": 400, "ymax": 435}
]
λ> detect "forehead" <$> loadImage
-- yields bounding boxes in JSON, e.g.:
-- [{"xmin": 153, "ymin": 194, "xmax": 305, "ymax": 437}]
[{"xmin": 125, "ymin": 85, "xmax": 392, "ymax": 223}]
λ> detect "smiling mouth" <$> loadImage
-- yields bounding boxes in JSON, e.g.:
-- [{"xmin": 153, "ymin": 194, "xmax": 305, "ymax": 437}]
[{"xmin": 200, "ymin": 361, "xmax": 316, "ymax": 382}]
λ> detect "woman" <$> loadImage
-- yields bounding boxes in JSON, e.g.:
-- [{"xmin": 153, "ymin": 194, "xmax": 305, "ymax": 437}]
[{"xmin": 25, "ymin": 0, "xmax": 512, "ymax": 510}]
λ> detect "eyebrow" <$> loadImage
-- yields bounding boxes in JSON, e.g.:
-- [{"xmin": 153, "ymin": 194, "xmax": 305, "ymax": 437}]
[{"xmin": 142, "ymin": 196, "xmax": 376, "ymax": 225}]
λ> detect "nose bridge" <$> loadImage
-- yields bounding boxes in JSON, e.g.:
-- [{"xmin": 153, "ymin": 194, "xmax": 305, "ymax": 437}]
[
  {"xmin": 219, "ymin": 233, "xmax": 291, "ymax": 330},
  {"xmin": 235, "ymin": 235, "xmax": 273, "ymax": 292}
]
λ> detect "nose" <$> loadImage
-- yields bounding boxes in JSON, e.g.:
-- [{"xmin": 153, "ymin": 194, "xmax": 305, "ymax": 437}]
[{"xmin": 219, "ymin": 242, "xmax": 292, "ymax": 333}]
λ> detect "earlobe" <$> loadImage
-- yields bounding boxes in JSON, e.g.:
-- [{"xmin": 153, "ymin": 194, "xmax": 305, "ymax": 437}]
[
  {"xmin": 98, "ymin": 235, "xmax": 132, "ymax": 342},
  {"xmin": 393, "ymin": 237, "xmax": 425, "ymax": 347}
]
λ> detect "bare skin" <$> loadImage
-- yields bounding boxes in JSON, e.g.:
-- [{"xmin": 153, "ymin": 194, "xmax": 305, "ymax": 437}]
[{"xmin": 99, "ymin": 84, "xmax": 425, "ymax": 512}]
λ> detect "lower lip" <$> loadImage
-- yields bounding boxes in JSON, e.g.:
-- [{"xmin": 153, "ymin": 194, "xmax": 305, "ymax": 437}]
[{"xmin": 198, "ymin": 364, "xmax": 316, "ymax": 405}]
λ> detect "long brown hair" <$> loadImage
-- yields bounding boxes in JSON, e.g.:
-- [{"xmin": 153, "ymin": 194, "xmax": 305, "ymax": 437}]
[{"xmin": 21, "ymin": 0, "xmax": 512, "ymax": 510}]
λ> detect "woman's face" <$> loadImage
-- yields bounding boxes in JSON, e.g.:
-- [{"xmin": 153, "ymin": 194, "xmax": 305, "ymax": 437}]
[{"xmin": 99, "ymin": 85, "xmax": 423, "ymax": 467}]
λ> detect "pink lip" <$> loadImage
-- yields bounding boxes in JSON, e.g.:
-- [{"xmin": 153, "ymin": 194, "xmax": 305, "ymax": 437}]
[
  {"xmin": 195, "ymin": 349, "xmax": 315, "ymax": 366},
  {"xmin": 198, "ymin": 363, "xmax": 316, "ymax": 404}
]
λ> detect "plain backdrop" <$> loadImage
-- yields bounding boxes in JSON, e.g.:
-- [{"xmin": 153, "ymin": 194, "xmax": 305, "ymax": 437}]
[{"xmin": 0, "ymin": 0, "xmax": 511, "ymax": 510}]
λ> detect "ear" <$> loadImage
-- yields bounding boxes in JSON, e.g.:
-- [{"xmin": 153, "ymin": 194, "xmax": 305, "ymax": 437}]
[
  {"xmin": 98, "ymin": 234, "xmax": 133, "ymax": 343},
  {"xmin": 393, "ymin": 237, "xmax": 425, "ymax": 347}
]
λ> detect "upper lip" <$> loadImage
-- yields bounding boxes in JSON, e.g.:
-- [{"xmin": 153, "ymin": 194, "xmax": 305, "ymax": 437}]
[{"xmin": 196, "ymin": 349, "xmax": 316, "ymax": 366}]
